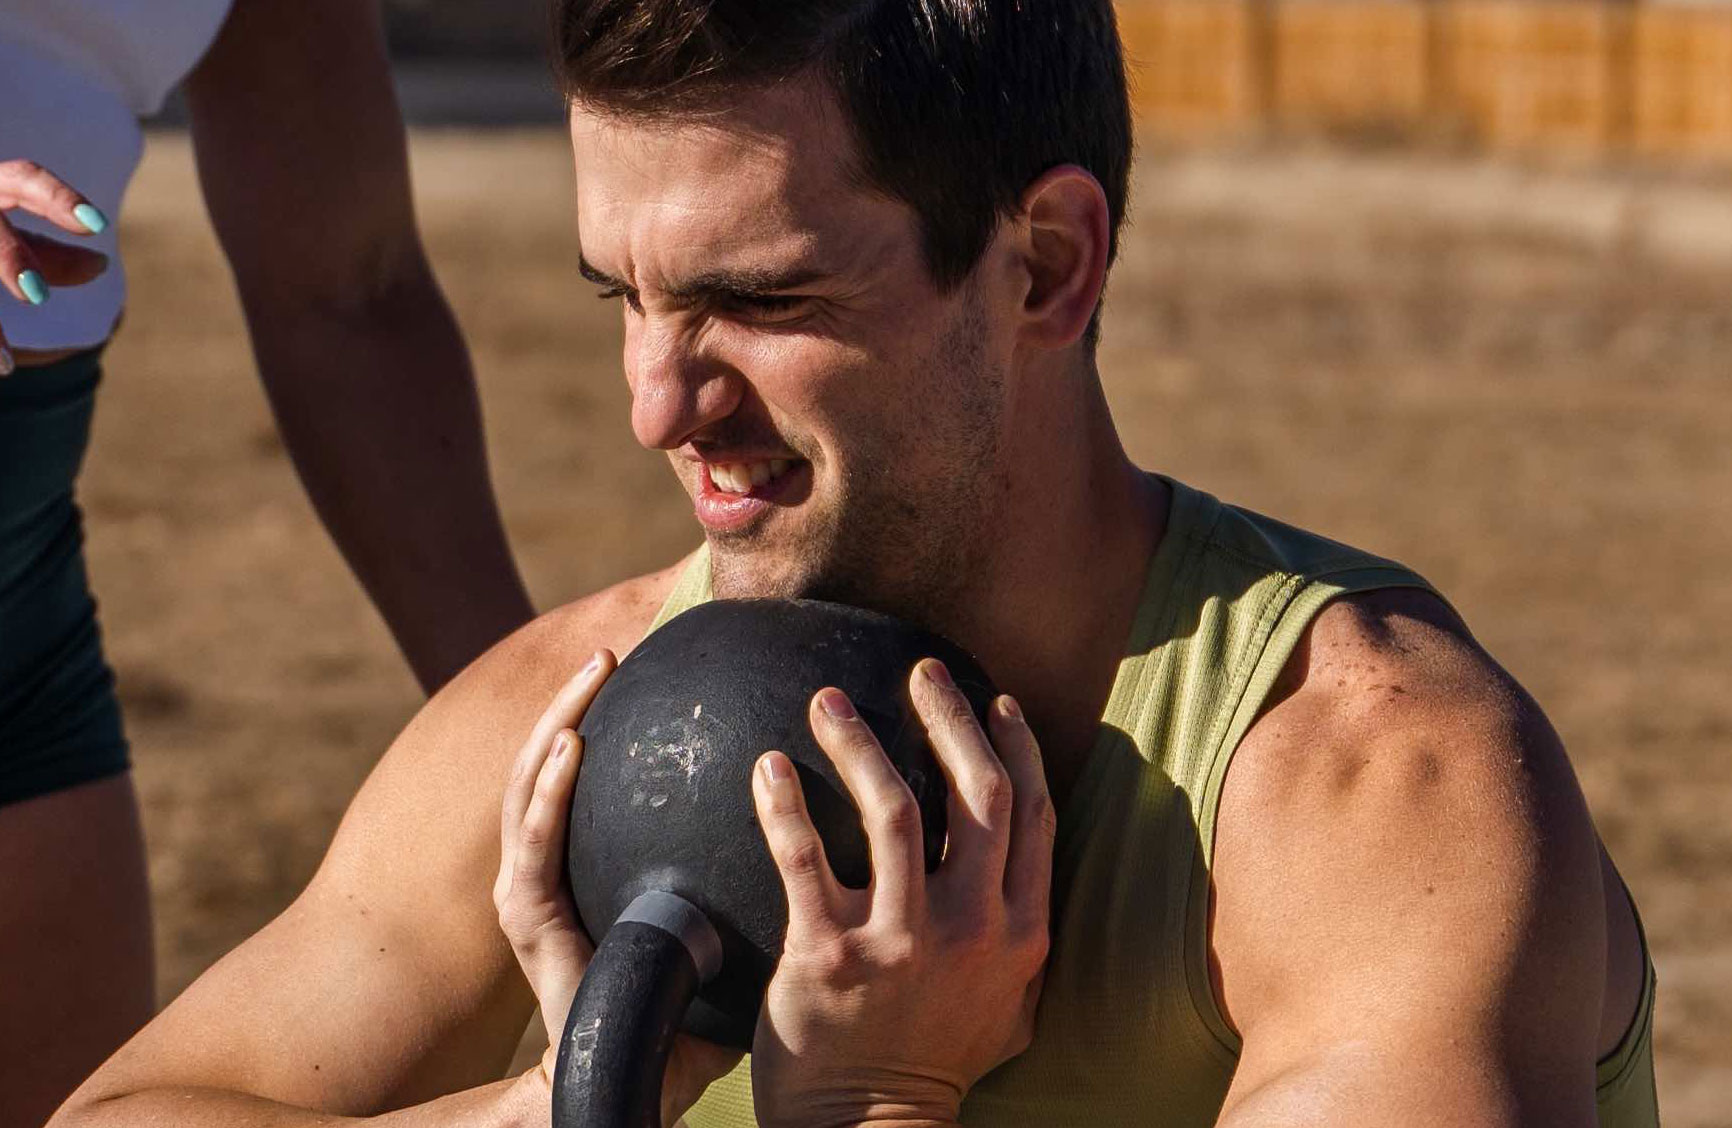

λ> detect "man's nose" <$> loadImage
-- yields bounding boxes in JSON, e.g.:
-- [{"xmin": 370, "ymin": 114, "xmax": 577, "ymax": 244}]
[{"xmin": 626, "ymin": 316, "xmax": 741, "ymax": 451}]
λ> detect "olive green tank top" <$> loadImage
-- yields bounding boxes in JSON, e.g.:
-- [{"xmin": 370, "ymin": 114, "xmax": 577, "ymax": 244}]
[{"xmin": 662, "ymin": 475, "xmax": 1659, "ymax": 1128}]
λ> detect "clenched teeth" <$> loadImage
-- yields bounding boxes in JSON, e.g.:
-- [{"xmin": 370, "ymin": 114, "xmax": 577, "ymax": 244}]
[{"xmin": 711, "ymin": 459, "xmax": 793, "ymax": 495}]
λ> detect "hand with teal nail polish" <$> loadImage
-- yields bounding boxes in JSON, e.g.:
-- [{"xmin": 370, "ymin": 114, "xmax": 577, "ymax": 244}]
[
  {"xmin": 73, "ymin": 203, "xmax": 109, "ymax": 234},
  {"xmin": 18, "ymin": 270, "xmax": 49, "ymax": 306},
  {"xmin": 1, "ymin": 159, "xmax": 114, "ymax": 357}
]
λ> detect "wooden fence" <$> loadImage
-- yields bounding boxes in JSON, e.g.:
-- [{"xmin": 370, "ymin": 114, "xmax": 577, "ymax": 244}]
[{"xmin": 1118, "ymin": 0, "xmax": 1732, "ymax": 162}]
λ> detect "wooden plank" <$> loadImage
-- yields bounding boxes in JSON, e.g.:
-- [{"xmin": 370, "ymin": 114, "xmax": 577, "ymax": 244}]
[
  {"xmin": 1443, "ymin": 0, "xmax": 1620, "ymax": 155},
  {"xmin": 1635, "ymin": 5, "xmax": 1732, "ymax": 160},
  {"xmin": 1273, "ymin": 0, "xmax": 1431, "ymax": 133},
  {"xmin": 1112, "ymin": 0, "xmax": 1731, "ymax": 167},
  {"xmin": 1118, "ymin": 0, "xmax": 1264, "ymax": 138}
]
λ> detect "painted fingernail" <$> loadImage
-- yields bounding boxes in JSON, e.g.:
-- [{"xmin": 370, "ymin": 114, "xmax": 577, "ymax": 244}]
[
  {"xmin": 760, "ymin": 753, "xmax": 791, "ymax": 784},
  {"xmin": 923, "ymin": 659, "xmax": 954, "ymax": 689},
  {"xmin": 818, "ymin": 688, "xmax": 856, "ymax": 720},
  {"xmin": 0, "ymin": 346, "xmax": 14, "ymax": 378},
  {"xmin": 18, "ymin": 270, "xmax": 49, "ymax": 306},
  {"xmin": 998, "ymin": 695, "xmax": 1024, "ymax": 721},
  {"xmin": 73, "ymin": 203, "xmax": 109, "ymax": 234}
]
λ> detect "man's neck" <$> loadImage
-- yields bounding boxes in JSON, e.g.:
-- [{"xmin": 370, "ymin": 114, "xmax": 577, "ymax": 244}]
[{"xmin": 931, "ymin": 369, "xmax": 1167, "ymax": 808}]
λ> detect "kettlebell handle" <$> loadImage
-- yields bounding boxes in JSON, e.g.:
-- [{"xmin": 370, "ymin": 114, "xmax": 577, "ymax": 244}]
[{"xmin": 552, "ymin": 892, "xmax": 725, "ymax": 1128}]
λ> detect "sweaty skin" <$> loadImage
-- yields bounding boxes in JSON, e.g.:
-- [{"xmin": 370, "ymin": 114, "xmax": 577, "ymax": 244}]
[{"xmin": 52, "ymin": 77, "xmax": 1644, "ymax": 1128}]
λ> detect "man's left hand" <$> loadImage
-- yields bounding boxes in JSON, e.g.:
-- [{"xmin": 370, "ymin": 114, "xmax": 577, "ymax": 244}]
[{"xmin": 748, "ymin": 659, "xmax": 1056, "ymax": 1128}]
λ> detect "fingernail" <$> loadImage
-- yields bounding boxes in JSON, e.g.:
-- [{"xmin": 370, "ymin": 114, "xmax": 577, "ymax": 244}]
[
  {"xmin": 73, "ymin": 203, "xmax": 109, "ymax": 235},
  {"xmin": 998, "ymin": 695, "xmax": 1024, "ymax": 721},
  {"xmin": 923, "ymin": 659, "xmax": 954, "ymax": 689},
  {"xmin": 818, "ymin": 688, "xmax": 856, "ymax": 720},
  {"xmin": 0, "ymin": 346, "xmax": 13, "ymax": 378},
  {"xmin": 553, "ymin": 731, "xmax": 574, "ymax": 759},
  {"xmin": 578, "ymin": 653, "xmax": 600, "ymax": 679},
  {"xmin": 18, "ymin": 270, "xmax": 49, "ymax": 306},
  {"xmin": 760, "ymin": 754, "xmax": 790, "ymax": 784}
]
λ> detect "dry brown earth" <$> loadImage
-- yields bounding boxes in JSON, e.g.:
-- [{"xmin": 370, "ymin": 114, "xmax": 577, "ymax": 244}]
[{"xmin": 86, "ymin": 131, "xmax": 1730, "ymax": 1123}]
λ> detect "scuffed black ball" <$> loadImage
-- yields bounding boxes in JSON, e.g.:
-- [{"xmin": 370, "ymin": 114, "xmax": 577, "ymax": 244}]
[{"xmin": 566, "ymin": 598, "xmax": 997, "ymax": 1048}]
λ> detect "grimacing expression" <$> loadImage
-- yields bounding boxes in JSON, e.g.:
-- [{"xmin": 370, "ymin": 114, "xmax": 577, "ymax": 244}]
[{"xmin": 570, "ymin": 82, "xmax": 1019, "ymax": 622}]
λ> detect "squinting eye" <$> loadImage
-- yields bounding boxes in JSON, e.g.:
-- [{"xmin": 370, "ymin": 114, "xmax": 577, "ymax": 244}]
[
  {"xmin": 729, "ymin": 294, "xmax": 806, "ymax": 319},
  {"xmin": 598, "ymin": 287, "xmax": 643, "ymax": 315}
]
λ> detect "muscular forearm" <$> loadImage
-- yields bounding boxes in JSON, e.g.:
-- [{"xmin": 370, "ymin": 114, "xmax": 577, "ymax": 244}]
[
  {"xmin": 240, "ymin": 269, "xmax": 533, "ymax": 692},
  {"xmin": 53, "ymin": 1074, "xmax": 542, "ymax": 1128},
  {"xmin": 185, "ymin": 0, "xmax": 531, "ymax": 691}
]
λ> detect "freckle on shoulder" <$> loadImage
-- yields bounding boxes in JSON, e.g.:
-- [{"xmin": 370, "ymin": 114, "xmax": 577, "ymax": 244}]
[
  {"xmin": 1234, "ymin": 587, "xmax": 1519, "ymax": 796},
  {"xmin": 1294, "ymin": 589, "xmax": 1495, "ymax": 709}
]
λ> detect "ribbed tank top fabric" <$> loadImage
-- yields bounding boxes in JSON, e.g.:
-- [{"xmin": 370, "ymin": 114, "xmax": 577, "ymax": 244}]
[
  {"xmin": 665, "ymin": 476, "xmax": 1658, "ymax": 1128},
  {"xmin": 1593, "ymin": 916, "xmax": 1661, "ymax": 1126},
  {"xmin": 647, "ymin": 552, "xmax": 715, "ymax": 632}
]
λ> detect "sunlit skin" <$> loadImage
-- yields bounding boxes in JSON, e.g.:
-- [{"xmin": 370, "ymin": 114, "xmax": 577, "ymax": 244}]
[
  {"xmin": 45, "ymin": 63, "xmax": 1645, "ymax": 1128},
  {"xmin": 571, "ymin": 81, "xmax": 1645, "ymax": 1116},
  {"xmin": 569, "ymin": 80, "xmax": 1164, "ymax": 789},
  {"xmin": 43, "ymin": 72, "xmax": 1164, "ymax": 1128}
]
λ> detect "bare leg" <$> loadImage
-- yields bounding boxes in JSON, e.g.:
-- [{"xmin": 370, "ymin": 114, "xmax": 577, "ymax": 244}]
[{"xmin": 0, "ymin": 774, "xmax": 153, "ymax": 1127}]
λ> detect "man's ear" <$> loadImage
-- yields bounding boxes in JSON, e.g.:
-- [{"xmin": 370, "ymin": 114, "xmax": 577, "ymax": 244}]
[{"xmin": 1014, "ymin": 165, "xmax": 1112, "ymax": 351}]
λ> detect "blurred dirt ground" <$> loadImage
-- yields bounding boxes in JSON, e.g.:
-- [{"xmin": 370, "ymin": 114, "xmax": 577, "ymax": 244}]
[{"xmin": 89, "ymin": 131, "xmax": 1729, "ymax": 1122}]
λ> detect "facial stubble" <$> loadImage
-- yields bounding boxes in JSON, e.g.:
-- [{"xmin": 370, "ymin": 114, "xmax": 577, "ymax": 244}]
[{"xmin": 708, "ymin": 287, "xmax": 1005, "ymax": 629}]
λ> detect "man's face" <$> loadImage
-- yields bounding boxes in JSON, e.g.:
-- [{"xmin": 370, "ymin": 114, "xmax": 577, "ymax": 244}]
[{"xmin": 570, "ymin": 83, "xmax": 1016, "ymax": 621}]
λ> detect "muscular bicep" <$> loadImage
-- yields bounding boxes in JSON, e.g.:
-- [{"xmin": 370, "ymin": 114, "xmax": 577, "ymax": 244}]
[
  {"xmin": 75, "ymin": 683, "xmax": 540, "ymax": 1114},
  {"xmin": 65, "ymin": 608, "xmax": 626, "ymax": 1114},
  {"xmin": 184, "ymin": 0, "xmax": 422, "ymax": 310},
  {"xmin": 62, "ymin": 580, "xmax": 678, "ymax": 1117},
  {"xmin": 1209, "ymin": 592, "xmax": 1607, "ymax": 1126},
  {"xmin": 93, "ymin": 874, "xmax": 528, "ymax": 1114}
]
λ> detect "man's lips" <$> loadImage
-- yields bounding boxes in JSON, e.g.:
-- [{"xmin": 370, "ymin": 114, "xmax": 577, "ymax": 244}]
[{"xmin": 691, "ymin": 456, "xmax": 812, "ymax": 532}]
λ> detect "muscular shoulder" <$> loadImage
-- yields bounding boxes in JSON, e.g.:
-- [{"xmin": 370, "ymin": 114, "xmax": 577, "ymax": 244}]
[
  {"xmin": 432, "ymin": 559, "xmax": 688, "ymax": 730},
  {"xmin": 313, "ymin": 558, "xmax": 689, "ymax": 898},
  {"xmin": 1227, "ymin": 587, "xmax": 1559, "ymax": 832},
  {"xmin": 76, "ymin": 561, "xmax": 698, "ymax": 1110},
  {"xmin": 1210, "ymin": 587, "xmax": 1607, "ymax": 1073}
]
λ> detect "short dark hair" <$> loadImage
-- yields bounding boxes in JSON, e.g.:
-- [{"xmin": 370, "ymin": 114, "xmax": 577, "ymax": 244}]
[{"xmin": 552, "ymin": 0, "xmax": 1132, "ymax": 322}]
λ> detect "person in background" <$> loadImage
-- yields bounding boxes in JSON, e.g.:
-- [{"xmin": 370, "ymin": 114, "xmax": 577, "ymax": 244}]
[{"xmin": 0, "ymin": 0, "xmax": 534, "ymax": 1121}]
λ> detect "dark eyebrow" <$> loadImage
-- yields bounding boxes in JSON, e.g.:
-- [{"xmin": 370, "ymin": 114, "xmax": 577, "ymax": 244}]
[
  {"xmin": 578, "ymin": 256, "xmax": 624, "ymax": 289},
  {"xmin": 578, "ymin": 256, "xmax": 829, "ymax": 303},
  {"xmin": 667, "ymin": 265, "xmax": 830, "ymax": 302}
]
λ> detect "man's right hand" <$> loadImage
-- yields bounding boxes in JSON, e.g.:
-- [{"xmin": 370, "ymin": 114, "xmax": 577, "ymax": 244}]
[
  {"xmin": 494, "ymin": 649, "xmax": 740, "ymax": 1123},
  {"xmin": 0, "ymin": 160, "xmax": 111, "ymax": 373}
]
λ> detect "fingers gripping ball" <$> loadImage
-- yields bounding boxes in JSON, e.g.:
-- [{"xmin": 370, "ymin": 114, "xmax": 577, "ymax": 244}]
[{"xmin": 565, "ymin": 599, "xmax": 998, "ymax": 1049}]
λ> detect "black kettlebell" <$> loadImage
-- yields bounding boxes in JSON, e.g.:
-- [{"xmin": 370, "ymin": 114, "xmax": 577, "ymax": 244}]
[{"xmin": 553, "ymin": 599, "xmax": 998, "ymax": 1128}]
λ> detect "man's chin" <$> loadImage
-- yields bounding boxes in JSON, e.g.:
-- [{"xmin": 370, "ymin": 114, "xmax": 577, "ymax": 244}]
[
  {"xmin": 705, "ymin": 542, "xmax": 914, "ymax": 625},
  {"xmin": 704, "ymin": 536, "xmax": 821, "ymax": 601}
]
